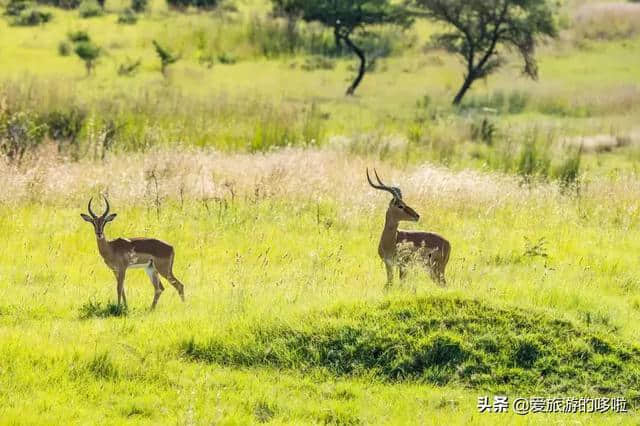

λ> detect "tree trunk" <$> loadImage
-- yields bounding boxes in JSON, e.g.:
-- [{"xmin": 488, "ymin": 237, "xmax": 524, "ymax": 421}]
[
  {"xmin": 452, "ymin": 73, "xmax": 475, "ymax": 105},
  {"xmin": 343, "ymin": 36, "xmax": 366, "ymax": 96},
  {"xmin": 333, "ymin": 27, "xmax": 342, "ymax": 55}
]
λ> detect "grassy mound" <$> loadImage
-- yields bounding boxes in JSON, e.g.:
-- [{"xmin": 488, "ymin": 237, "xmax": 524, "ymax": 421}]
[{"xmin": 182, "ymin": 296, "xmax": 640, "ymax": 406}]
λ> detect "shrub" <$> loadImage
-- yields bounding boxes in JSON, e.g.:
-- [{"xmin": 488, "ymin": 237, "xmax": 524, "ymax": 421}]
[
  {"xmin": 166, "ymin": 0, "xmax": 217, "ymax": 11},
  {"xmin": 74, "ymin": 40, "xmax": 101, "ymax": 75},
  {"xmin": 117, "ymin": 8, "xmax": 136, "ymax": 24},
  {"xmin": 0, "ymin": 110, "xmax": 47, "ymax": 163},
  {"xmin": 67, "ymin": 30, "xmax": 90, "ymax": 42},
  {"xmin": 130, "ymin": 0, "xmax": 146, "ymax": 12},
  {"xmin": 35, "ymin": 0, "xmax": 81, "ymax": 9},
  {"xmin": 58, "ymin": 41, "xmax": 71, "ymax": 56},
  {"xmin": 217, "ymin": 52, "xmax": 236, "ymax": 65},
  {"xmin": 43, "ymin": 107, "xmax": 87, "ymax": 153},
  {"xmin": 5, "ymin": 0, "xmax": 30, "ymax": 16},
  {"xmin": 78, "ymin": 0, "xmax": 101, "ymax": 17},
  {"xmin": 152, "ymin": 40, "xmax": 180, "ymax": 77},
  {"xmin": 117, "ymin": 58, "xmax": 141, "ymax": 76},
  {"xmin": 11, "ymin": 7, "xmax": 52, "ymax": 25}
]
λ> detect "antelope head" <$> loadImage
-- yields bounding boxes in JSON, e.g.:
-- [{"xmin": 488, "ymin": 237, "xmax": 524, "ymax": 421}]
[
  {"xmin": 81, "ymin": 196, "xmax": 118, "ymax": 238},
  {"xmin": 367, "ymin": 168, "xmax": 420, "ymax": 222}
]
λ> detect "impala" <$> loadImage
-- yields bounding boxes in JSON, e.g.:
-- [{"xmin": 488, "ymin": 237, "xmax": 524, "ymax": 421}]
[
  {"xmin": 81, "ymin": 196, "xmax": 185, "ymax": 309},
  {"xmin": 367, "ymin": 168, "xmax": 451, "ymax": 286}
]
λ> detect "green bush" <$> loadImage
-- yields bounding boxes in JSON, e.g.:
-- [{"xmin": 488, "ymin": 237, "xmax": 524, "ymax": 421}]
[
  {"xmin": 117, "ymin": 8, "xmax": 136, "ymax": 24},
  {"xmin": 58, "ymin": 41, "xmax": 71, "ymax": 56},
  {"xmin": 74, "ymin": 40, "xmax": 101, "ymax": 75},
  {"xmin": 166, "ymin": 0, "xmax": 217, "ymax": 11},
  {"xmin": 5, "ymin": 0, "xmax": 30, "ymax": 16},
  {"xmin": 217, "ymin": 51, "xmax": 236, "ymax": 65},
  {"xmin": 11, "ymin": 7, "xmax": 52, "ymax": 25},
  {"xmin": 67, "ymin": 30, "xmax": 90, "ymax": 42},
  {"xmin": 35, "ymin": 0, "xmax": 81, "ymax": 9},
  {"xmin": 130, "ymin": 0, "xmax": 146, "ymax": 12},
  {"xmin": 78, "ymin": 0, "xmax": 101, "ymax": 17},
  {"xmin": 0, "ymin": 110, "xmax": 47, "ymax": 163},
  {"xmin": 43, "ymin": 107, "xmax": 87, "ymax": 152}
]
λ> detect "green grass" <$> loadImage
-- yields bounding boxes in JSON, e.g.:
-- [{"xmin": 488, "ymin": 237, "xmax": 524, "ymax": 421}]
[
  {"xmin": 2, "ymin": 0, "xmax": 640, "ymax": 423},
  {"xmin": 2, "ymin": 155, "xmax": 640, "ymax": 423},
  {"xmin": 183, "ymin": 296, "xmax": 640, "ymax": 400}
]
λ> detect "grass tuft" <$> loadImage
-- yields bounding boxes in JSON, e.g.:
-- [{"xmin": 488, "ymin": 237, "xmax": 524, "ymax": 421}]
[
  {"xmin": 79, "ymin": 300, "xmax": 128, "ymax": 319},
  {"xmin": 182, "ymin": 296, "xmax": 640, "ymax": 404}
]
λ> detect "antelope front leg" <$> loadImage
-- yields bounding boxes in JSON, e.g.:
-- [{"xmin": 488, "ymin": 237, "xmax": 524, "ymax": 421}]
[
  {"xmin": 115, "ymin": 270, "xmax": 127, "ymax": 308},
  {"xmin": 384, "ymin": 258, "xmax": 394, "ymax": 288}
]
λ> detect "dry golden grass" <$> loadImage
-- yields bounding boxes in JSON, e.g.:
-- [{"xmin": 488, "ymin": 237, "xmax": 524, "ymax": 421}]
[
  {"xmin": 6, "ymin": 144, "xmax": 640, "ymax": 212},
  {"xmin": 574, "ymin": 2, "xmax": 640, "ymax": 40},
  {"xmin": 0, "ymin": 145, "xmax": 552, "ymax": 206}
]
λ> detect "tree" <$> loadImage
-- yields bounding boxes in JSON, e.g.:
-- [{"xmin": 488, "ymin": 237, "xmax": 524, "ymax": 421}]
[
  {"xmin": 74, "ymin": 40, "xmax": 101, "ymax": 75},
  {"xmin": 152, "ymin": 40, "xmax": 180, "ymax": 77},
  {"xmin": 412, "ymin": 0, "xmax": 557, "ymax": 105},
  {"xmin": 272, "ymin": 0, "xmax": 411, "ymax": 95}
]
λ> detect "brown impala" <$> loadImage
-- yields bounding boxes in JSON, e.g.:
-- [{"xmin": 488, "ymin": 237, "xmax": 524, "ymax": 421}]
[
  {"xmin": 367, "ymin": 169, "xmax": 451, "ymax": 286},
  {"xmin": 81, "ymin": 196, "xmax": 185, "ymax": 309}
]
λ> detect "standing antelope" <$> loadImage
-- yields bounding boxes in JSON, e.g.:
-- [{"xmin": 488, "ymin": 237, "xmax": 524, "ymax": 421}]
[
  {"xmin": 81, "ymin": 196, "xmax": 185, "ymax": 309},
  {"xmin": 367, "ymin": 169, "xmax": 451, "ymax": 286}
]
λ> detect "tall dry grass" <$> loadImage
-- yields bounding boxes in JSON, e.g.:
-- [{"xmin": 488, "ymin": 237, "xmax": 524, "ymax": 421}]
[
  {"xmin": 573, "ymin": 2, "xmax": 640, "ymax": 40},
  {"xmin": 3, "ymin": 145, "xmax": 639, "ymax": 211}
]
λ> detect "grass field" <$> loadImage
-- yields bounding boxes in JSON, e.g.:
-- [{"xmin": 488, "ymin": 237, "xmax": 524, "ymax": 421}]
[
  {"xmin": 2, "ymin": 0, "xmax": 640, "ymax": 424},
  {"xmin": 2, "ymin": 149, "xmax": 640, "ymax": 424}
]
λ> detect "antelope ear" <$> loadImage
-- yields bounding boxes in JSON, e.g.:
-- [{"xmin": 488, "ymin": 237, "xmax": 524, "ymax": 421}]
[
  {"xmin": 80, "ymin": 213, "xmax": 93, "ymax": 222},
  {"xmin": 104, "ymin": 213, "xmax": 117, "ymax": 222}
]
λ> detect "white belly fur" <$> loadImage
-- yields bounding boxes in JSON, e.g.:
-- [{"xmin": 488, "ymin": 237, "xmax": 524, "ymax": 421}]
[{"xmin": 128, "ymin": 260, "xmax": 155, "ymax": 274}]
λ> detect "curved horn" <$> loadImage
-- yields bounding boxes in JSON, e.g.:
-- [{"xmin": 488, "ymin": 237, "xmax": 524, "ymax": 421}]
[
  {"xmin": 87, "ymin": 197, "xmax": 97, "ymax": 219},
  {"xmin": 102, "ymin": 195, "xmax": 110, "ymax": 218},
  {"xmin": 368, "ymin": 168, "xmax": 403, "ymax": 199},
  {"xmin": 374, "ymin": 169, "xmax": 386, "ymax": 187},
  {"xmin": 367, "ymin": 168, "xmax": 388, "ymax": 191}
]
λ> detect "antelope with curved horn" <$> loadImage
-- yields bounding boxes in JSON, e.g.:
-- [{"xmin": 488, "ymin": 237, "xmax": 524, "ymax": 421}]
[
  {"xmin": 81, "ymin": 196, "xmax": 185, "ymax": 309},
  {"xmin": 367, "ymin": 168, "xmax": 451, "ymax": 286}
]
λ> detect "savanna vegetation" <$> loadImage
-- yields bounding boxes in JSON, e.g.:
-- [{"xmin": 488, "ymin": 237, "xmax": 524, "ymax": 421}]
[{"xmin": 1, "ymin": 0, "xmax": 640, "ymax": 423}]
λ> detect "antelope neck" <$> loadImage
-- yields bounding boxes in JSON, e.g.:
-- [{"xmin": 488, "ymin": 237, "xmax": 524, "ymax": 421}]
[
  {"xmin": 96, "ymin": 234, "xmax": 112, "ymax": 257},
  {"xmin": 379, "ymin": 211, "xmax": 399, "ymax": 257}
]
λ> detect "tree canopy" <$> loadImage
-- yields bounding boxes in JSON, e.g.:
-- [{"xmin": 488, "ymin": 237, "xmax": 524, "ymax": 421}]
[
  {"xmin": 412, "ymin": 0, "xmax": 557, "ymax": 104},
  {"xmin": 273, "ymin": 0, "xmax": 411, "ymax": 95}
]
